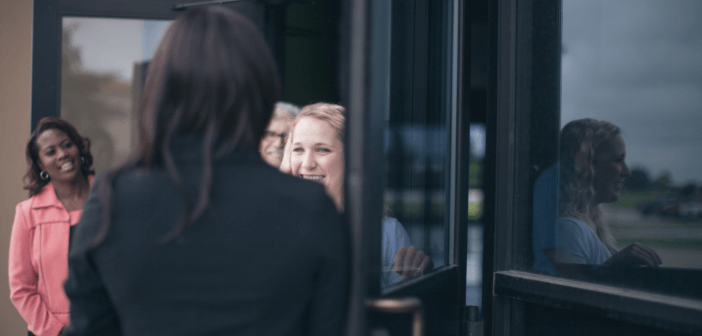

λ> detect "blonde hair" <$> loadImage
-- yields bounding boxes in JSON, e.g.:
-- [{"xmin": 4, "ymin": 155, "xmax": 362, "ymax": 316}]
[
  {"xmin": 291, "ymin": 103, "xmax": 345, "ymax": 142},
  {"xmin": 559, "ymin": 118, "xmax": 621, "ymax": 253}
]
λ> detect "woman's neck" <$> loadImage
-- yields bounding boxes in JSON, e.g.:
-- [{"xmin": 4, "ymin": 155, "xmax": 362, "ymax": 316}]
[{"xmin": 51, "ymin": 176, "xmax": 90, "ymax": 210}]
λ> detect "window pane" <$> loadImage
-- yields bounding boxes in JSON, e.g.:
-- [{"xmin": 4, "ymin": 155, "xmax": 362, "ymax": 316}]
[
  {"xmin": 533, "ymin": 0, "xmax": 702, "ymax": 299},
  {"xmin": 61, "ymin": 17, "xmax": 171, "ymax": 175},
  {"xmin": 381, "ymin": 0, "xmax": 457, "ymax": 289}
]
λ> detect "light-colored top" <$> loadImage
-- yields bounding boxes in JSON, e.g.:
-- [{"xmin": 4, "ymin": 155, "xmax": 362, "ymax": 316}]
[
  {"xmin": 381, "ymin": 217, "xmax": 413, "ymax": 286},
  {"xmin": 9, "ymin": 182, "xmax": 81, "ymax": 336},
  {"xmin": 555, "ymin": 217, "xmax": 612, "ymax": 264}
]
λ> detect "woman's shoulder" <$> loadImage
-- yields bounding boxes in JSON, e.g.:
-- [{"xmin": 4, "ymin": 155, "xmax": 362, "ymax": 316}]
[
  {"xmin": 557, "ymin": 217, "xmax": 599, "ymax": 240},
  {"xmin": 16, "ymin": 182, "xmax": 55, "ymax": 210},
  {"xmin": 15, "ymin": 197, "xmax": 34, "ymax": 217}
]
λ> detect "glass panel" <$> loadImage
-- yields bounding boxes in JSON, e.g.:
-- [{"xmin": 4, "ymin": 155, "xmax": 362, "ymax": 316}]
[
  {"xmin": 381, "ymin": 0, "xmax": 457, "ymax": 289},
  {"xmin": 467, "ymin": 123, "xmax": 485, "ymax": 308},
  {"xmin": 533, "ymin": 0, "xmax": 702, "ymax": 299},
  {"xmin": 61, "ymin": 17, "xmax": 172, "ymax": 175}
]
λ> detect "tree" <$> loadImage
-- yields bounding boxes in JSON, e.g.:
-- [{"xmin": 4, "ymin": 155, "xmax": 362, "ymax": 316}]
[
  {"xmin": 653, "ymin": 172, "xmax": 673, "ymax": 191},
  {"xmin": 679, "ymin": 183, "xmax": 697, "ymax": 199},
  {"xmin": 61, "ymin": 25, "xmax": 127, "ymax": 175},
  {"xmin": 624, "ymin": 167, "xmax": 651, "ymax": 191}
]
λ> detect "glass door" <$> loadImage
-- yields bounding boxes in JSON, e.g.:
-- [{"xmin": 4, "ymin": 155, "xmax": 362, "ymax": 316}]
[{"xmin": 344, "ymin": 0, "xmax": 470, "ymax": 335}]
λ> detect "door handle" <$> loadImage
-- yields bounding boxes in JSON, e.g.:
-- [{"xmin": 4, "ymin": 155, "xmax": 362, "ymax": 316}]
[{"xmin": 365, "ymin": 297, "xmax": 424, "ymax": 336}]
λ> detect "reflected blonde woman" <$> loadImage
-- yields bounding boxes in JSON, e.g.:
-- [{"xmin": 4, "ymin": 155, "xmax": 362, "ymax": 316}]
[{"xmin": 556, "ymin": 118, "xmax": 662, "ymax": 267}]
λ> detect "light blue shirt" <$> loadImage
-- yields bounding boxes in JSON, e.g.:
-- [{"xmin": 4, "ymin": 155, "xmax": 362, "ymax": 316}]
[
  {"xmin": 555, "ymin": 217, "xmax": 613, "ymax": 264},
  {"xmin": 381, "ymin": 217, "xmax": 412, "ymax": 286}
]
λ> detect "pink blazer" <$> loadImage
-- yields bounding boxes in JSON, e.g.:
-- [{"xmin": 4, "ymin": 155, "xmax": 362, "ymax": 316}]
[{"xmin": 8, "ymin": 182, "xmax": 81, "ymax": 336}]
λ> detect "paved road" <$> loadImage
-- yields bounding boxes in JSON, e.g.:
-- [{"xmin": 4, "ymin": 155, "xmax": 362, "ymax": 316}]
[{"xmin": 606, "ymin": 206, "xmax": 702, "ymax": 269}]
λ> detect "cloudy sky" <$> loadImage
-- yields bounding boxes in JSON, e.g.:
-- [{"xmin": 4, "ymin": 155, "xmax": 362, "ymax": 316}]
[
  {"xmin": 561, "ymin": 0, "xmax": 702, "ymax": 184},
  {"xmin": 63, "ymin": 17, "xmax": 171, "ymax": 81}
]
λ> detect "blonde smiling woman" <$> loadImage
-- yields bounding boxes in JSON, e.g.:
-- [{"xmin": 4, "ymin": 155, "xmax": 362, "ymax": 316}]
[{"xmin": 281, "ymin": 102, "xmax": 434, "ymax": 285}]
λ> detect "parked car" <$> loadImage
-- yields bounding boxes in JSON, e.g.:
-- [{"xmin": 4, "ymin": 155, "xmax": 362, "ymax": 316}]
[
  {"xmin": 641, "ymin": 199, "xmax": 680, "ymax": 217},
  {"xmin": 679, "ymin": 202, "xmax": 702, "ymax": 219}
]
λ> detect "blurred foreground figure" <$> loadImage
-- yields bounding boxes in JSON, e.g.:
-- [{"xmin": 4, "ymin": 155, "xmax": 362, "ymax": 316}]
[
  {"xmin": 64, "ymin": 6, "xmax": 348, "ymax": 336},
  {"xmin": 259, "ymin": 102, "xmax": 300, "ymax": 167}
]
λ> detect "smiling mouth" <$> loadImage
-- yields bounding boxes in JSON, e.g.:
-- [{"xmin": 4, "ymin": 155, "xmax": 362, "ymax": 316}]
[
  {"xmin": 58, "ymin": 161, "xmax": 74, "ymax": 171},
  {"xmin": 302, "ymin": 175, "xmax": 325, "ymax": 181}
]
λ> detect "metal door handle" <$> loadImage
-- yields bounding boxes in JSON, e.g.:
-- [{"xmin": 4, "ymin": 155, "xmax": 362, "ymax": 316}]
[{"xmin": 366, "ymin": 297, "xmax": 424, "ymax": 336}]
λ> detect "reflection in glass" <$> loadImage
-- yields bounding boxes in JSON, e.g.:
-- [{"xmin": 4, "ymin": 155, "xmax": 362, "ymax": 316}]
[
  {"xmin": 382, "ymin": 0, "xmax": 458, "ymax": 288},
  {"xmin": 530, "ymin": 0, "xmax": 702, "ymax": 295},
  {"xmin": 559, "ymin": 0, "xmax": 702, "ymax": 272},
  {"xmin": 61, "ymin": 18, "xmax": 171, "ymax": 175}
]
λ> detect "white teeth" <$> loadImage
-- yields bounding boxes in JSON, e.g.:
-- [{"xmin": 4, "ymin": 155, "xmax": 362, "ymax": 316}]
[
  {"xmin": 60, "ymin": 161, "xmax": 73, "ymax": 170},
  {"xmin": 303, "ymin": 175, "xmax": 324, "ymax": 180}
]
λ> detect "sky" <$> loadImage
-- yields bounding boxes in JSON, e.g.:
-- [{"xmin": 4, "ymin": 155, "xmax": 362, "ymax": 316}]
[
  {"xmin": 561, "ymin": 0, "xmax": 702, "ymax": 184},
  {"xmin": 63, "ymin": 17, "xmax": 171, "ymax": 82}
]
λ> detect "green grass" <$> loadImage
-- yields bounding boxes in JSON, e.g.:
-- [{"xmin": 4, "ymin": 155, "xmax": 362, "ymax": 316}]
[
  {"xmin": 611, "ymin": 190, "xmax": 658, "ymax": 209},
  {"xmin": 468, "ymin": 201, "xmax": 482, "ymax": 220},
  {"xmin": 616, "ymin": 238, "xmax": 702, "ymax": 250}
]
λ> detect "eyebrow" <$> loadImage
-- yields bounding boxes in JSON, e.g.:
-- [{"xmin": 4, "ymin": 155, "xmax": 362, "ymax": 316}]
[
  {"xmin": 41, "ymin": 138, "xmax": 71, "ymax": 151},
  {"xmin": 292, "ymin": 142, "xmax": 332, "ymax": 147}
]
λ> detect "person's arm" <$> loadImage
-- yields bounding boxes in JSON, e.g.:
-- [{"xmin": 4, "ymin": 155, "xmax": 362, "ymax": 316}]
[
  {"xmin": 63, "ymin": 183, "xmax": 121, "ymax": 336},
  {"xmin": 308, "ymin": 197, "xmax": 349, "ymax": 336},
  {"xmin": 385, "ymin": 218, "xmax": 433, "ymax": 281},
  {"xmin": 8, "ymin": 203, "xmax": 66, "ymax": 336},
  {"xmin": 394, "ymin": 245, "xmax": 433, "ymax": 280},
  {"xmin": 604, "ymin": 243, "xmax": 662, "ymax": 267}
]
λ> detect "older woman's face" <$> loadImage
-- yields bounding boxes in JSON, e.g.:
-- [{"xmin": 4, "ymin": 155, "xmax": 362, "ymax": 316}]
[
  {"xmin": 35, "ymin": 129, "xmax": 82, "ymax": 183},
  {"xmin": 592, "ymin": 135, "xmax": 631, "ymax": 205},
  {"xmin": 290, "ymin": 117, "xmax": 344, "ymax": 209}
]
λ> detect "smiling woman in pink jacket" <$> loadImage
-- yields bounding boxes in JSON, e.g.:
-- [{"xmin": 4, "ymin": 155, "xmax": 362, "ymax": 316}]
[{"xmin": 9, "ymin": 117, "xmax": 94, "ymax": 336}]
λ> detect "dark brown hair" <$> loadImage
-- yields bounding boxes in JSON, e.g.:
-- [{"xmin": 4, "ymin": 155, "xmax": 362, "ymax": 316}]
[
  {"xmin": 90, "ymin": 6, "xmax": 281, "ymax": 247},
  {"xmin": 24, "ymin": 117, "xmax": 94, "ymax": 197}
]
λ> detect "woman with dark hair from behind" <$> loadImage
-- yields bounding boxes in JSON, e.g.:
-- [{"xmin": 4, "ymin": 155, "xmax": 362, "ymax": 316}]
[
  {"xmin": 63, "ymin": 6, "xmax": 348, "ymax": 336},
  {"xmin": 554, "ymin": 118, "xmax": 661, "ymax": 267},
  {"xmin": 9, "ymin": 117, "xmax": 94, "ymax": 336}
]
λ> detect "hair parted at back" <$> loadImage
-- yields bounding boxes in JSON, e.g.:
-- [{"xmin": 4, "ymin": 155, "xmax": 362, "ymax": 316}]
[
  {"xmin": 291, "ymin": 103, "xmax": 346, "ymax": 142},
  {"xmin": 559, "ymin": 118, "xmax": 621, "ymax": 253},
  {"xmin": 91, "ymin": 5, "xmax": 281, "ymax": 247},
  {"xmin": 24, "ymin": 117, "xmax": 95, "ymax": 197}
]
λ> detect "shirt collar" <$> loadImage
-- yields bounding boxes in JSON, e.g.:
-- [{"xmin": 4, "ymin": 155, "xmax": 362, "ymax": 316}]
[{"xmin": 32, "ymin": 182, "xmax": 62, "ymax": 209}]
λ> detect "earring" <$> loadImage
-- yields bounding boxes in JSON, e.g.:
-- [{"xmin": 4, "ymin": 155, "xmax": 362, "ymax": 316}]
[
  {"xmin": 40, "ymin": 171, "xmax": 49, "ymax": 180},
  {"xmin": 81, "ymin": 156, "xmax": 85, "ymax": 164}
]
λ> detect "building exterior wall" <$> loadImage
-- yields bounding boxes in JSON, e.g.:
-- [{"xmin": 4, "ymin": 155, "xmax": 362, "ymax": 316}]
[{"xmin": 0, "ymin": 0, "xmax": 34, "ymax": 334}]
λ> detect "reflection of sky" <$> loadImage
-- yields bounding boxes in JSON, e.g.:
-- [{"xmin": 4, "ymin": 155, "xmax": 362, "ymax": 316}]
[
  {"xmin": 562, "ymin": 0, "xmax": 702, "ymax": 184},
  {"xmin": 63, "ymin": 17, "xmax": 171, "ymax": 81}
]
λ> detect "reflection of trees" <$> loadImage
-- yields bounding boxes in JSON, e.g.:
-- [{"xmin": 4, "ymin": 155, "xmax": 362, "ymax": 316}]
[
  {"xmin": 61, "ymin": 25, "xmax": 127, "ymax": 175},
  {"xmin": 654, "ymin": 172, "xmax": 673, "ymax": 192},
  {"xmin": 624, "ymin": 167, "xmax": 651, "ymax": 191}
]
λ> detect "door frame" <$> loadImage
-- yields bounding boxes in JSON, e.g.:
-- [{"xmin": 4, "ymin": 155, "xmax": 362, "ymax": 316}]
[
  {"xmin": 481, "ymin": 0, "xmax": 702, "ymax": 335},
  {"xmin": 343, "ymin": 0, "xmax": 470, "ymax": 335}
]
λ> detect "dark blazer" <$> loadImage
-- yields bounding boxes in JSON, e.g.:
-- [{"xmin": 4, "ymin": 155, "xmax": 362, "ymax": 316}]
[{"xmin": 64, "ymin": 139, "xmax": 349, "ymax": 336}]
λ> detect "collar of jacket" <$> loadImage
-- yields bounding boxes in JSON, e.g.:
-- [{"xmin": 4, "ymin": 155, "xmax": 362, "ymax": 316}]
[
  {"xmin": 31, "ymin": 182, "xmax": 62, "ymax": 210},
  {"xmin": 31, "ymin": 175, "xmax": 94, "ymax": 210}
]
